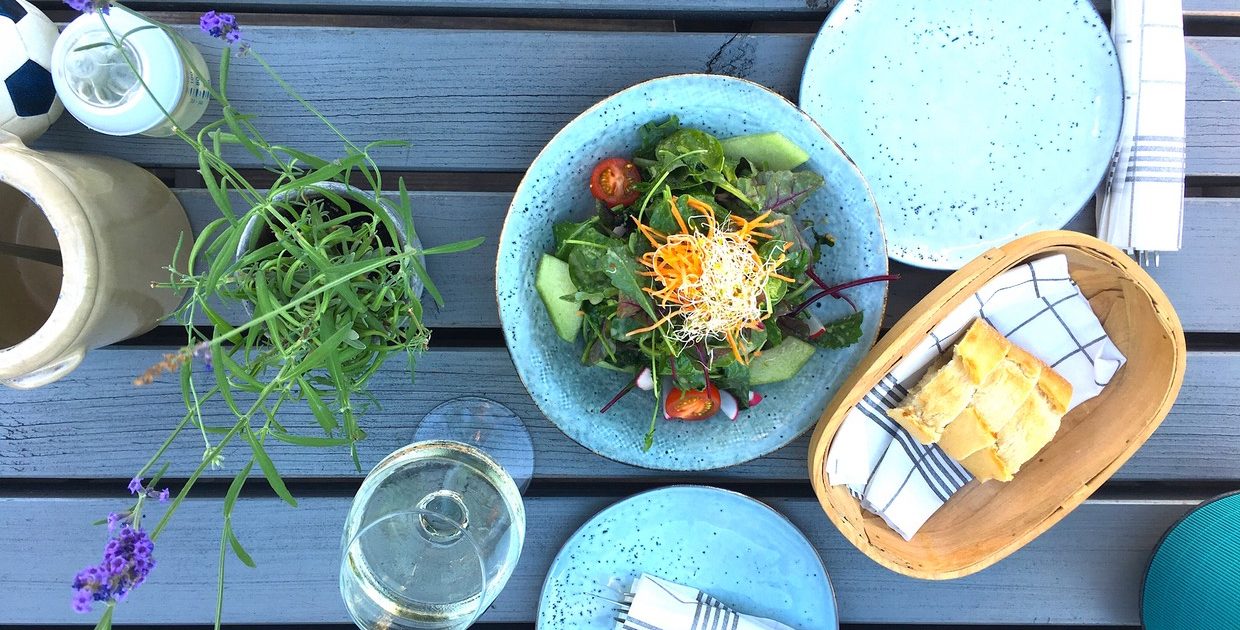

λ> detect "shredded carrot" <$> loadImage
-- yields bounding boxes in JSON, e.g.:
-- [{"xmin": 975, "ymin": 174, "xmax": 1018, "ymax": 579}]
[
  {"xmin": 668, "ymin": 196, "xmax": 689, "ymax": 233},
  {"xmin": 633, "ymin": 217, "xmax": 666, "ymax": 248},
  {"xmin": 685, "ymin": 197, "xmax": 714, "ymax": 216},
  {"xmin": 626, "ymin": 195, "xmax": 792, "ymax": 364},
  {"xmin": 725, "ymin": 330, "xmax": 746, "ymax": 364},
  {"xmin": 626, "ymin": 311, "xmax": 677, "ymax": 336}
]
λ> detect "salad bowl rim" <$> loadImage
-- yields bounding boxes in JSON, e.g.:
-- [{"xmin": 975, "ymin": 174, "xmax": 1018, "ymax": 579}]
[{"xmin": 496, "ymin": 72, "xmax": 889, "ymax": 471}]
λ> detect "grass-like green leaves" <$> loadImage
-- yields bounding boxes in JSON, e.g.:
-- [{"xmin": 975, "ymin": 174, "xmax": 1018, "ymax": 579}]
[{"xmin": 86, "ymin": 13, "xmax": 486, "ymax": 630}]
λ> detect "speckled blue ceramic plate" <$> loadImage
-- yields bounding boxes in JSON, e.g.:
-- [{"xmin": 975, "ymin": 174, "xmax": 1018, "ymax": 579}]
[
  {"xmin": 800, "ymin": 0, "xmax": 1122, "ymax": 269},
  {"xmin": 537, "ymin": 486, "xmax": 838, "ymax": 630},
  {"xmin": 496, "ymin": 74, "xmax": 887, "ymax": 471}
]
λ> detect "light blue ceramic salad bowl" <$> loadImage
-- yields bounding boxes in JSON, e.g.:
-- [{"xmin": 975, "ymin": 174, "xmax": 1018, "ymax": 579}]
[{"xmin": 497, "ymin": 74, "xmax": 887, "ymax": 470}]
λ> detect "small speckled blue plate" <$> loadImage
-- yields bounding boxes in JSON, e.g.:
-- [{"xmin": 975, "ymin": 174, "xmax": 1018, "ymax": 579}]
[
  {"xmin": 497, "ymin": 74, "xmax": 887, "ymax": 471},
  {"xmin": 800, "ymin": 0, "xmax": 1122, "ymax": 269},
  {"xmin": 537, "ymin": 486, "xmax": 838, "ymax": 630}
]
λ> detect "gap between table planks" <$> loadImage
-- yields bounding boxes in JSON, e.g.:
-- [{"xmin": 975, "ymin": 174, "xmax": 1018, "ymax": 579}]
[
  {"xmin": 30, "ymin": 30, "xmax": 1240, "ymax": 179},
  {"xmin": 1, "ymin": 346, "xmax": 1237, "ymax": 482},
  {"xmin": 165, "ymin": 191, "xmax": 1240, "ymax": 333},
  {"xmin": 0, "ymin": 495, "xmax": 1196, "ymax": 626},
  {"xmin": 34, "ymin": 0, "xmax": 1237, "ymax": 18}
]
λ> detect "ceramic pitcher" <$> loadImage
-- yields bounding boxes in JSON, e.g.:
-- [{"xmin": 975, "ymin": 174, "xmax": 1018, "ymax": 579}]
[{"xmin": 0, "ymin": 130, "xmax": 190, "ymax": 388}]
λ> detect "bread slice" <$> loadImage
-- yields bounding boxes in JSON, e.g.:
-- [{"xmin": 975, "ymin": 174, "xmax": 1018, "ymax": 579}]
[
  {"xmin": 955, "ymin": 319, "xmax": 1011, "ymax": 383},
  {"xmin": 888, "ymin": 317, "xmax": 1076, "ymax": 477},
  {"xmin": 962, "ymin": 354, "xmax": 1074, "ymax": 482},
  {"xmin": 937, "ymin": 406, "xmax": 993, "ymax": 460},
  {"xmin": 888, "ymin": 319, "xmax": 1011, "ymax": 444},
  {"xmin": 973, "ymin": 345, "xmax": 1042, "ymax": 431},
  {"xmin": 888, "ymin": 355, "xmax": 983, "ymax": 444},
  {"xmin": 993, "ymin": 368, "xmax": 1073, "ymax": 475},
  {"xmin": 960, "ymin": 448, "xmax": 1013, "ymax": 482}
]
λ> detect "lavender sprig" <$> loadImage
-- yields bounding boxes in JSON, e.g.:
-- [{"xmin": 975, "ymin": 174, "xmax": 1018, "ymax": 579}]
[
  {"xmin": 128, "ymin": 477, "xmax": 171, "ymax": 504},
  {"xmin": 200, "ymin": 10, "xmax": 243, "ymax": 44},
  {"xmin": 64, "ymin": 0, "xmax": 111, "ymax": 14},
  {"xmin": 71, "ymin": 524, "xmax": 155, "ymax": 613}
]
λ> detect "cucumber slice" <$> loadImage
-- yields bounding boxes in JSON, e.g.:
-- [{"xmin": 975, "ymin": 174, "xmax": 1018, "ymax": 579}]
[
  {"xmin": 536, "ymin": 254, "xmax": 583, "ymax": 342},
  {"xmin": 749, "ymin": 336, "xmax": 816, "ymax": 385},
  {"xmin": 721, "ymin": 132, "xmax": 810, "ymax": 171}
]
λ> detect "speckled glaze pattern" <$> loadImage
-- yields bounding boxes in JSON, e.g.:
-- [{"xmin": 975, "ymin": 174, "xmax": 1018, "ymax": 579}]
[
  {"xmin": 799, "ymin": 0, "xmax": 1122, "ymax": 270},
  {"xmin": 536, "ymin": 486, "xmax": 837, "ymax": 630},
  {"xmin": 496, "ymin": 74, "xmax": 887, "ymax": 470}
]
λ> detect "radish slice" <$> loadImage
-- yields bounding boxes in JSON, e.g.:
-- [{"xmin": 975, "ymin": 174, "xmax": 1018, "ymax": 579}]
[
  {"xmin": 660, "ymin": 378, "xmax": 672, "ymax": 419},
  {"xmin": 719, "ymin": 390, "xmax": 739, "ymax": 420},
  {"xmin": 748, "ymin": 391, "xmax": 764, "ymax": 407},
  {"xmin": 805, "ymin": 312, "xmax": 826, "ymax": 340},
  {"xmin": 635, "ymin": 367, "xmax": 654, "ymax": 391}
]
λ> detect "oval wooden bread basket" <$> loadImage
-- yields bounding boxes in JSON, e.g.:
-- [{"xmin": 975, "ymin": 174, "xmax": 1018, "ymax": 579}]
[{"xmin": 807, "ymin": 230, "xmax": 1186, "ymax": 580}]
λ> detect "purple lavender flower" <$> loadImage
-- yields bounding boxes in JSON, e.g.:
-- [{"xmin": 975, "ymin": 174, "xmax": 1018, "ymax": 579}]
[
  {"xmin": 126, "ymin": 477, "xmax": 173, "ymax": 504},
  {"xmin": 200, "ymin": 11, "xmax": 242, "ymax": 45},
  {"xmin": 106, "ymin": 512, "xmax": 126, "ymax": 533},
  {"xmin": 191, "ymin": 342, "xmax": 213, "ymax": 370},
  {"xmin": 71, "ymin": 525, "xmax": 156, "ymax": 613},
  {"xmin": 63, "ymin": 0, "xmax": 110, "ymax": 13}
]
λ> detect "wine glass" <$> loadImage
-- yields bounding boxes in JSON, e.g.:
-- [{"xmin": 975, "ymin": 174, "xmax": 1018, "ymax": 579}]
[
  {"xmin": 340, "ymin": 437, "xmax": 526, "ymax": 629},
  {"xmin": 340, "ymin": 509, "xmax": 488, "ymax": 629},
  {"xmin": 411, "ymin": 396, "xmax": 535, "ymax": 493}
]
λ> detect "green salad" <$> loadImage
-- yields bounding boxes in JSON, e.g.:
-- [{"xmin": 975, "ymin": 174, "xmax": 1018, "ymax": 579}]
[{"xmin": 536, "ymin": 117, "xmax": 895, "ymax": 449}]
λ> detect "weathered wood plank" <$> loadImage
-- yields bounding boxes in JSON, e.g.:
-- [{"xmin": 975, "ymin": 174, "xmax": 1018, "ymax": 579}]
[
  {"xmin": 31, "ymin": 30, "xmax": 1240, "ymax": 178},
  {"xmin": 1, "ymin": 495, "xmax": 1193, "ymax": 625},
  {"xmin": 87, "ymin": 0, "xmax": 1233, "ymax": 18},
  {"xmin": 887, "ymin": 198, "xmax": 1240, "ymax": 334},
  {"xmin": 1, "ymin": 347, "xmax": 1236, "ymax": 481},
  {"xmin": 172, "ymin": 191, "xmax": 1240, "ymax": 333}
]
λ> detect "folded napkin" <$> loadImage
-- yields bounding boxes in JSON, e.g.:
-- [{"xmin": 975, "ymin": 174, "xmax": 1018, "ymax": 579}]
[
  {"xmin": 1096, "ymin": 0, "xmax": 1187, "ymax": 264},
  {"xmin": 614, "ymin": 574, "xmax": 794, "ymax": 630},
  {"xmin": 825, "ymin": 255, "xmax": 1126, "ymax": 540}
]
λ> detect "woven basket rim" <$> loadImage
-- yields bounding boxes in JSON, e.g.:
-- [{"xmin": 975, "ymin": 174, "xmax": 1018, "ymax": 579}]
[{"xmin": 807, "ymin": 230, "xmax": 1187, "ymax": 580}]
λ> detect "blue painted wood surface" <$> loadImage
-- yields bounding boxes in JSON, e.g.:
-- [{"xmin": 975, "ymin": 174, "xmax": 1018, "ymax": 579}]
[
  {"xmin": 5, "ymin": 4, "xmax": 1240, "ymax": 627},
  {"xmin": 0, "ymin": 495, "xmax": 1195, "ymax": 625},
  {"xmin": 30, "ymin": 31, "xmax": 1240, "ymax": 179}
]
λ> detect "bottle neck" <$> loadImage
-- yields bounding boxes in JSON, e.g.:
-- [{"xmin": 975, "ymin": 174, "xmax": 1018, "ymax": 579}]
[{"xmin": 59, "ymin": 33, "xmax": 143, "ymax": 109}]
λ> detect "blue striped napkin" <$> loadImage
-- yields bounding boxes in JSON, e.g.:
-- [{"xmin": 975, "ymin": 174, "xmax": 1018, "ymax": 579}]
[
  {"xmin": 1097, "ymin": 0, "xmax": 1186, "ymax": 264},
  {"xmin": 824, "ymin": 255, "xmax": 1126, "ymax": 540},
  {"xmin": 614, "ymin": 574, "xmax": 794, "ymax": 630}
]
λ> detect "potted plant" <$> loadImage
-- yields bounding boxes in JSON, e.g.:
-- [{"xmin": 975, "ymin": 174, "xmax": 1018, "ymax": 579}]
[{"xmin": 63, "ymin": 4, "xmax": 483, "ymax": 628}]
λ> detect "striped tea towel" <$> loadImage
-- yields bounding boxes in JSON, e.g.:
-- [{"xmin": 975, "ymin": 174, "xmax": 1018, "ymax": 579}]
[
  {"xmin": 614, "ymin": 574, "xmax": 795, "ymax": 630},
  {"xmin": 1096, "ymin": 0, "xmax": 1187, "ymax": 263},
  {"xmin": 825, "ymin": 255, "xmax": 1126, "ymax": 540}
]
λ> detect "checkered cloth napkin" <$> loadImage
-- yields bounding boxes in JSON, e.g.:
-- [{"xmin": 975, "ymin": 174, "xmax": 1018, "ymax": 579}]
[
  {"xmin": 825, "ymin": 255, "xmax": 1126, "ymax": 540},
  {"xmin": 1096, "ymin": 0, "xmax": 1187, "ymax": 263},
  {"xmin": 614, "ymin": 574, "xmax": 795, "ymax": 630}
]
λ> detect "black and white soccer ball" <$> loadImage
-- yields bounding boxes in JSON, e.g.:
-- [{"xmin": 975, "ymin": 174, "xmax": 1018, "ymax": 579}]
[{"xmin": 0, "ymin": 0, "xmax": 62, "ymax": 143}]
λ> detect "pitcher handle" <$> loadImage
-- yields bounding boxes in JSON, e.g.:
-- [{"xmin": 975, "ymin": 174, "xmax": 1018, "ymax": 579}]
[{"xmin": 2, "ymin": 348, "xmax": 86, "ymax": 389}]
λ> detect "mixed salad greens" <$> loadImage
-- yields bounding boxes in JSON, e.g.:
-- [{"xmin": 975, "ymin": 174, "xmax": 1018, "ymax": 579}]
[{"xmin": 536, "ymin": 117, "xmax": 896, "ymax": 450}]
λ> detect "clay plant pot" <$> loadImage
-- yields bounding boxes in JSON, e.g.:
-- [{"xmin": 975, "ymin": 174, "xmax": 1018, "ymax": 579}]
[{"xmin": 232, "ymin": 181, "xmax": 424, "ymax": 318}]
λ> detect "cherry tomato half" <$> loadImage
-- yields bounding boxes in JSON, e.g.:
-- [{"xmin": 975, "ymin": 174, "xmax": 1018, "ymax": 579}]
[
  {"xmin": 589, "ymin": 158, "xmax": 642, "ymax": 207},
  {"xmin": 665, "ymin": 383, "xmax": 722, "ymax": 421}
]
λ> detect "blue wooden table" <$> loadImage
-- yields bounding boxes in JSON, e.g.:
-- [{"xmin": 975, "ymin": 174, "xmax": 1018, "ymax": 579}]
[{"xmin": 4, "ymin": 1, "xmax": 1240, "ymax": 628}]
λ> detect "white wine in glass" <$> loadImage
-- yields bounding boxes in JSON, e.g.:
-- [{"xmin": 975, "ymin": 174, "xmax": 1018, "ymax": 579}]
[{"xmin": 340, "ymin": 439, "xmax": 526, "ymax": 629}]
